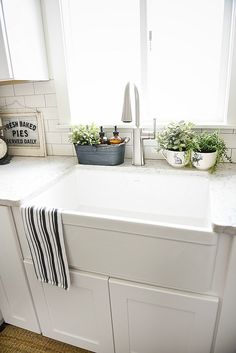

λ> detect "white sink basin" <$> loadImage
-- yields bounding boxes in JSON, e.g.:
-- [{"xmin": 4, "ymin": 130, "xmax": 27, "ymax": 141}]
[
  {"xmin": 25, "ymin": 164, "xmax": 216, "ymax": 293},
  {"xmin": 29, "ymin": 165, "xmax": 211, "ymax": 229}
]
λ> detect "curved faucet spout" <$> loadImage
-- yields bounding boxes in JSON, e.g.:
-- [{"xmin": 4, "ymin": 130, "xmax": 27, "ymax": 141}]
[
  {"xmin": 121, "ymin": 82, "xmax": 140, "ymax": 128},
  {"xmin": 121, "ymin": 82, "xmax": 156, "ymax": 166}
]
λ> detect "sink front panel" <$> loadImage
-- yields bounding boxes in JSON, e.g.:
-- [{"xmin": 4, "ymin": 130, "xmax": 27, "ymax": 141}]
[{"xmin": 64, "ymin": 220, "xmax": 217, "ymax": 293}]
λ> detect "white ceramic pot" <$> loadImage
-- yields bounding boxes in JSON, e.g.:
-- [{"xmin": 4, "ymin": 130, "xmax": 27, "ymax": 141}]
[
  {"xmin": 192, "ymin": 151, "xmax": 217, "ymax": 170},
  {"xmin": 161, "ymin": 150, "xmax": 190, "ymax": 168}
]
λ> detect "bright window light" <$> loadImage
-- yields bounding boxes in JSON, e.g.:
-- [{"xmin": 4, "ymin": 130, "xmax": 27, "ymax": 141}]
[
  {"xmin": 147, "ymin": 0, "xmax": 228, "ymax": 123},
  {"xmin": 63, "ymin": 0, "xmax": 233, "ymax": 125},
  {"xmin": 65, "ymin": 0, "xmax": 140, "ymax": 125}
]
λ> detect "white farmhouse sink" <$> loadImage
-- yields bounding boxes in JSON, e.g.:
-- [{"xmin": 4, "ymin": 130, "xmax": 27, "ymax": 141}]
[
  {"xmin": 30, "ymin": 164, "xmax": 211, "ymax": 229},
  {"xmin": 25, "ymin": 164, "xmax": 217, "ymax": 292}
]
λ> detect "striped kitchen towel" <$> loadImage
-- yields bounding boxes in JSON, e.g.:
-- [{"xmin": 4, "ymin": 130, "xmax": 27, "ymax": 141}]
[{"xmin": 21, "ymin": 205, "xmax": 70, "ymax": 290}]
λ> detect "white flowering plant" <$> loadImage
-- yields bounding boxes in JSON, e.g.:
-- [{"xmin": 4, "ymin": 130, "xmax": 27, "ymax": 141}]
[
  {"xmin": 156, "ymin": 121, "xmax": 195, "ymax": 151},
  {"xmin": 69, "ymin": 123, "xmax": 100, "ymax": 145}
]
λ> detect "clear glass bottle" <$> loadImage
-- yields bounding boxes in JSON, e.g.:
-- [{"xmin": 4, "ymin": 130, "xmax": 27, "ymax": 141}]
[{"xmin": 109, "ymin": 126, "xmax": 122, "ymax": 144}]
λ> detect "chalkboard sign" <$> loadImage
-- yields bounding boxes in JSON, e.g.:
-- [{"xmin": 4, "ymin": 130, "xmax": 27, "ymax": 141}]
[{"xmin": 0, "ymin": 112, "xmax": 46, "ymax": 156}]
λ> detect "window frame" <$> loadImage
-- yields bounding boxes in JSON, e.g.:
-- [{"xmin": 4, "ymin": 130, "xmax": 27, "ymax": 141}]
[{"xmin": 41, "ymin": 0, "xmax": 236, "ymax": 129}]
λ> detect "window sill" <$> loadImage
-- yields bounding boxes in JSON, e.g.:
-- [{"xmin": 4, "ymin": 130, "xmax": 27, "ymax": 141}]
[{"xmin": 56, "ymin": 122, "xmax": 236, "ymax": 131}]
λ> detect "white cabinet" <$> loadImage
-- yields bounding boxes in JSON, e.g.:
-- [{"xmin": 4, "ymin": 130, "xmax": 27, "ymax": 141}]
[
  {"xmin": 110, "ymin": 278, "xmax": 219, "ymax": 353},
  {"xmin": 25, "ymin": 261, "xmax": 114, "ymax": 353},
  {"xmin": 0, "ymin": 0, "xmax": 48, "ymax": 81},
  {"xmin": 0, "ymin": 206, "xmax": 40, "ymax": 332}
]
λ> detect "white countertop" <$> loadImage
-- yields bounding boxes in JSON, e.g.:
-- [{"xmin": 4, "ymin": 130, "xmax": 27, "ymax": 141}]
[
  {"xmin": 0, "ymin": 157, "xmax": 236, "ymax": 235},
  {"xmin": 128, "ymin": 160, "xmax": 236, "ymax": 235},
  {"xmin": 209, "ymin": 164, "xmax": 236, "ymax": 235},
  {"xmin": 0, "ymin": 156, "xmax": 77, "ymax": 206}
]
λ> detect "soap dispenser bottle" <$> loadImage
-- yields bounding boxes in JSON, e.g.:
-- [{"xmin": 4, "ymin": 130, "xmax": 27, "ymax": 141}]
[
  {"xmin": 99, "ymin": 126, "xmax": 108, "ymax": 144},
  {"xmin": 109, "ymin": 126, "xmax": 122, "ymax": 144}
]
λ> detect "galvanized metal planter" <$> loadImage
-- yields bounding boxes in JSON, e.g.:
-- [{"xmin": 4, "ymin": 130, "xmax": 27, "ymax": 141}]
[{"xmin": 74, "ymin": 138, "xmax": 129, "ymax": 166}]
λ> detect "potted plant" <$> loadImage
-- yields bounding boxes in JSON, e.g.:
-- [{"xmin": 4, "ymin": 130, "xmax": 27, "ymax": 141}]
[
  {"xmin": 69, "ymin": 123, "xmax": 100, "ymax": 146},
  {"xmin": 191, "ymin": 131, "xmax": 232, "ymax": 172},
  {"xmin": 156, "ymin": 121, "xmax": 194, "ymax": 168},
  {"xmin": 69, "ymin": 124, "xmax": 128, "ymax": 165}
]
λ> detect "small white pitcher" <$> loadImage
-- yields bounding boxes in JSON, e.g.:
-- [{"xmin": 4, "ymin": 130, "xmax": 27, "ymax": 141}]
[
  {"xmin": 161, "ymin": 150, "xmax": 190, "ymax": 168},
  {"xmin": 192, "ymin": 151, "xmax": 217, "ymax": 170}
]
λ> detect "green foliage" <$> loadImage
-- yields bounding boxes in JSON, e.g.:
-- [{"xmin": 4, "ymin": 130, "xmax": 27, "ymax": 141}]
[
  {"xmin": 156, "ymin": 121, "xmax": 195, "ymax": 151},
  {"xmin": 191, "ymin": 131, "xmax": 232, "ymax": 172},
  {"xmin": 69, "ymin": 123, "xmax": 100, "ymax": 145}
]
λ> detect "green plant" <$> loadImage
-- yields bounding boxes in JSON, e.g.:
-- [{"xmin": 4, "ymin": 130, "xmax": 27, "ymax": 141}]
[
  {"xmin": 156, "ymin": 121, "xmax": 195, "ymax": 151},
  {"xmin": 191, "ymin": 131, "xmax": 232, "ymax": 172},
  {"xmin": 69, "ymin": 123, "xmax": 100, "ymax": 145}
]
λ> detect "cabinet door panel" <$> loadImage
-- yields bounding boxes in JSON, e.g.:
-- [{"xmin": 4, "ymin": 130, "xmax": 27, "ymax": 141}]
[
  {"xmin": 0, "ymin": 0, "xmax": 48, "ymax": 81},
  {"xmin": 25, "ymin": 261, "xmax": 114, "ymax": 353},
  {"xmin": 0, "ymin": 206, "xmax": 40, "ymax": 332},
  {"xmin": 110, "ymin": 279, "xmax": 218, "ymax": 353},
  {"xmin": 0, "ymin": 1, "xmax": 12, "ymax": 79}
]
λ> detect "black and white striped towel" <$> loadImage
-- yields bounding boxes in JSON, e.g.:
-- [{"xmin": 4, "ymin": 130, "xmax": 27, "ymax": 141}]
[{"xmin": 21, "ymin": 205, "xmax": 70, "ymax": 290}]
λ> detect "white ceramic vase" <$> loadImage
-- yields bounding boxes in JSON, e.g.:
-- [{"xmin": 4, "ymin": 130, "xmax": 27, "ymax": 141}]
[
  {"xmin": 192, "ymin": 151, "xmax": 217, "ymax": 170},
  {"xmin": 161, "ymin": 150, "xmax": 190, "ymax": 168}
]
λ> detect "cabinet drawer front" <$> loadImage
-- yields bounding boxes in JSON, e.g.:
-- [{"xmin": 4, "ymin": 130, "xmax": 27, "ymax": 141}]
[{"xmin": 110, "ymin": 278, "xmax": 218, "ymax": 353}]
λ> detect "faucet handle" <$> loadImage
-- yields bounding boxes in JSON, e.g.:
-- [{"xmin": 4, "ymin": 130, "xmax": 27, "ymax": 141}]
[
  {"xmin": 152, "ymin": 118, "xmax": 157, "ymax": 138},
  {"xmin": 141, "ymin": 118, "xmax": 157, "ymax": 140}
]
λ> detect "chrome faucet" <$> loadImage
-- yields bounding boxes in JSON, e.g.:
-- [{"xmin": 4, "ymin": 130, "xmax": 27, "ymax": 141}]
[{"xmin": 121, "ymin": 82, "xmax": 156, "ymax": 166}]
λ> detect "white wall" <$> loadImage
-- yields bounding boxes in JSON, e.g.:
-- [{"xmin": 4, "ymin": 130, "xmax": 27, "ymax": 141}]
[{"xmin": 0, "ymin": 80, "xmax": 236, "ymax": 162}]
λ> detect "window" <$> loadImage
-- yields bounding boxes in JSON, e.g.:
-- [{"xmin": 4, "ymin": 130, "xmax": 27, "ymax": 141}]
[
  {"xmin": 146, "ymin": 0, "xmax": 232, "ymax": 123},
  {"xmin": 62, "ymin": 0, "xmax": 140, "ymax": 125},
  {"xmin": 58, "ymin": 0, "xmax": 236, "ymax": 125}
]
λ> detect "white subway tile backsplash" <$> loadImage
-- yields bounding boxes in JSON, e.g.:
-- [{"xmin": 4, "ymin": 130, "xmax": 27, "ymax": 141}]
[
  {"xmin": 220, "ymin": 129, "xmax": 234, "ymax": 134},
  {"xmin": 0, "ymin": 80, "xmax": 236, "ymax": 160},
  {"xmin": 220, "ymin": 134, "xmax": 236, "ymax": 148},
  {"xmin": 5, "ymin": 96, "xmax": 25, "ymax": 108},
  {"xmin": 45, "ymin": 132, "xmax": 62, "ymax": 144},
  {"xmin": 223, "ymin": 148, "xmax": 232, "ymax": 163},
  {"xmin": 25, "ymin": 94, "xmax": 45, "ymax": 108},
  {"xmin": 0, "ymin": 85, "xmax": 14, "ymax": 97},
  {"xmin": 46, "ymin": 143, "xmax": 53, "ymax": 156},
  {"xmin": 0, "ymin": 97, "xmax": 6, "ymax": 106},
  {"xmin": 47, "ymin": 119, "xmax": 60, "ymax": 132},
  {"xmin": 61, "ymin": 132, "xmax": 70, "ymax": 144},
  {"xmin": 72, "ymin": 147, "xmax": 77, "ymax": 157},
  {"xmin": 124, "ymin": 145, "xmax": 132, "ymax": 159},
  {"xmin": 14, "ymin": 83, "xmax": 34, "ymax": 96},
  {"xmin": 231, "ymin": 149, "xmax": 236, "ymax": 163},
  {"xmin": 34, "ymin": 81, "xmax": 55, "ymax": 94},
  {"xmin": 52, "ymin": 144, "xmax": 74, "ymax": 156},
  {"xmin": 40, "ymin": 107, "xmax": 59, "ymax": 119},
  {"xmin": 143, "ymin": 139, "xmax": 157, "ymax": 147},
  {"xmin": 43, "ymin": 119, "xmax": 49, "ymax": 132},
  {"xmin": 144, "ymin": 146, "xmax": 163, "ymax": 160},
  {"xmin": 45, "ymin": 94, "xmax": 57, "ymax": 107}
]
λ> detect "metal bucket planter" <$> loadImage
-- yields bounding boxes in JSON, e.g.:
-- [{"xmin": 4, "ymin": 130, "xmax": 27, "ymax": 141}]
[{"xmin": 74, "ymin": 138, "xmax": 129, "ymax": 166}]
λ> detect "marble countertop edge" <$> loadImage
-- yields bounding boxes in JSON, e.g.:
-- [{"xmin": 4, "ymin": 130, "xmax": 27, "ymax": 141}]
[{"xmin": 0, "ymin": 157, "xmax": 236, "ymax": 236}]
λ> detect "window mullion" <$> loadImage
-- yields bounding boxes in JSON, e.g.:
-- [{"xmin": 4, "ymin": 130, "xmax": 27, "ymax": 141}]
[
  {"xmin": 226, "ymin": 0, "xmax": 236, "ymax": 124},
  {"xmin": 139, "ymin": 0, "xmax": 148, "ymax": 121},
  {"xmin": 218, "ymin": 0, "xmax": 234, "ymax": 122}
]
